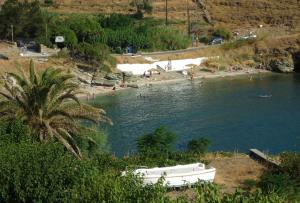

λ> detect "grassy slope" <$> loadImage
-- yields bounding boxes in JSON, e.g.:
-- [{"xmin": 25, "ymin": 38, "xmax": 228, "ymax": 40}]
[
  {"xmin": 38, "ymin": 0, "xmax": 300, "ymax": 31},
  {"xmin": 0, "ymin": 0, "xmax": 299, "ymax": 31}
]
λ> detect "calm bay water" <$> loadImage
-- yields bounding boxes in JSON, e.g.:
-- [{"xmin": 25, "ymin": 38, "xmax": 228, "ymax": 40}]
[{"xmin": 90, "ymin": 73, "xmax": 300, "ymax": 156}]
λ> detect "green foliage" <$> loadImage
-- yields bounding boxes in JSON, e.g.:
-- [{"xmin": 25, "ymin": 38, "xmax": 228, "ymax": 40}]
[
  {"xmin": 149, "ymin": 26, "xmax": 190, "ymax": 50},
  {"xmin": 0, "ymin": 62, "xmax": 111, "ymax": 158},
  {"xmin": 73, "ymin": 42, "xmax": 109, "ymax": 64},
  {"xmin": 0, "ymin": 0, "xmax": 44, "ymax": 40},
  {"xmin": 136, "ymin": 126, "xmax": 176, "ymax": 158},
  {"xmin": 0, "ymin": 139, "xmax": 169, "ymax": 203},
  {"xmin": 259, "ymin": 171, "xmax": 299, "ymax": 200},
  {"xmin": 0, "ymin": 119, "xmax": 30, "ymax": 144},
  {"xmin": 0, "ymin": 141, "xmax": 86, "ymax": 202},
  {"xmin": 76, "ymin": 127, "xmax": 109, "ymax": 157},
  {"xmin": 65, "ymin": 14, "xmax": 102, "ymax": 43},
  {"xmin": 280, "ymin": 152, "xmax": 300, "ymax": 183},
  {"xmin": 196, "ymin": 182, "xmax": 221, "ymax": 203},
  {"xmin": 100, "ymin": 13, "xmax": 134, "ymax": 29},
  {"xmin": 54, "ymin": 26, "xmax": 78, "ymax": 48},
  {"xmin": 195, "ymin": 182, "xmax": 287, "ymax": 203},
  {"xmin": 187, "ymin": 138, "xmax": 211, "ymax": 155},
  {"xmin": 72, "ymin": 42, "xmax": 116, "ymax": 72},
  {"xmin": 0, "ymin": 120, "xmax": 292, "ymax": 202},
  {"xmin": 213, "ymin": 28, "xmax": 231, "ymax": 40}
]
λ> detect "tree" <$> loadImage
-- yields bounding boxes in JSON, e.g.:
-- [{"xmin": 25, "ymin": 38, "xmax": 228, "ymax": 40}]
[
  {"xmin": 0, "ymin": 0, "xmax": 44, "ymax": 40},
  {"xmin": 187, "ymin": 137, "xmax": 211, "ymax": 155},
  {"xmin": 72, "ymin": 43, "xmax": 116, "ymax": 85},
  {"xmin": 66, "ymin": 14, "xmax": 102, "ymax": 43},
  {"xmin": 0, "ymin": 61, "xmax": 111, "ymax": 158},
  {"xmin": 136, "ymin": 126, "xmax": 176, "ymax": 158}
]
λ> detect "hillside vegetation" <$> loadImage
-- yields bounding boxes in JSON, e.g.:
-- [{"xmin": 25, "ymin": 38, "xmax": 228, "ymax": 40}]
[{"xmin": 6, "ymin": 0, "xmax": 296, "ymax": 32}]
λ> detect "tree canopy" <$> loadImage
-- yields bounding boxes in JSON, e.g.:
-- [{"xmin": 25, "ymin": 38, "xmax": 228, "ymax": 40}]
[{"xmin": 0, "ymin": 0, "xmax": 44, "ymax": 40}]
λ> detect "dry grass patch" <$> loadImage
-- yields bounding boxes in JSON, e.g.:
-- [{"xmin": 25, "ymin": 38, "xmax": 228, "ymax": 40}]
[{"xmin": 209, "ymin": 154, "xmax": 266, "ymax": 193}]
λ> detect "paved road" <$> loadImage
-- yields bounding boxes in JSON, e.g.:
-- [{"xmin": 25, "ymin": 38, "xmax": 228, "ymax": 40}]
[{"xmin": 112, "ymin": 45, "xmax": 217, "ymax": 57}]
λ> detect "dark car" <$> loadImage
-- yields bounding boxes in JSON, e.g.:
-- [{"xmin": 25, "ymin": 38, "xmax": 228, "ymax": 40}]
[
  {"xmin": 0, "ymin": 54, "xmax": 9, "ymax": 60},
  {"xmin": 16, "ymin": 40, "xmax": 25, "ymax": 47},
  {"xmin": 209, "ymin": 37, "xmax": 224, "ymax": 45}
]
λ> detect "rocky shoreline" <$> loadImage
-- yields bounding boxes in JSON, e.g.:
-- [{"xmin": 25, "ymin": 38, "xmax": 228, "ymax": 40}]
[{"xmin": 77, "ymin": 68, "xmax": 270, "ymax": 99}]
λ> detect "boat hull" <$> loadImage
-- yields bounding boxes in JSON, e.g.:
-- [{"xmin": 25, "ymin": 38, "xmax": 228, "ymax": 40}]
[{"xmin": 126, "ymin": 163, "xmax": 216, "ymax": 187}]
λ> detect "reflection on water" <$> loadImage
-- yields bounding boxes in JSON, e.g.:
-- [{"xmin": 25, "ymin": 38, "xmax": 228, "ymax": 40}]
[{"xmin": 90, "ymin": 73, "xmax": 300, "ymax": 156}]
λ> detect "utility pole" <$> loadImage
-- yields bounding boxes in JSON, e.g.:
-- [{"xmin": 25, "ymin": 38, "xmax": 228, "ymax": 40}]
[
  {"xmin": 11, "ymin": 25, "xmax": 14, "ymax": 43},
  {"xmin": 45, "ymin": 23, "xmax": 48, "ymax": 41},
  {"xmin": 186, "ymin": 0, "xmax": 191, "ymax": 36},
  {"xmin": 165, "ymin": 0, "xmax": 168, "ymax": 25}
]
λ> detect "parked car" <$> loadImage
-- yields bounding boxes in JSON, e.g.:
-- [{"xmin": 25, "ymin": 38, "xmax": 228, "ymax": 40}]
[
  {"xmin": 0, "ymin": 54, "xmax": 9, "ymax": 60},
  {"xmin": 239, "ymin": 33, "xmax": 257, "ymax": 40},
  {"xmin": 16, "ymin": 40, "xmax": 25, "ymax": 47},
  {"xmin": 209, "ymin": 37, "xmax": 224, "ymax": 45}
]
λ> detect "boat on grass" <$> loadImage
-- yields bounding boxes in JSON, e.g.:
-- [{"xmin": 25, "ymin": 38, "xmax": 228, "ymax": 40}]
[{"xmin": 122, "ymin": 163, "xmax": 216, "ymax": 187}]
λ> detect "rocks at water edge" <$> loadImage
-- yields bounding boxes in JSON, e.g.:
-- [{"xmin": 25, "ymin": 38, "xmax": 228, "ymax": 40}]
[{"xmin": 268, "ymin": 58, "xmax": 294, "ymax": 73}]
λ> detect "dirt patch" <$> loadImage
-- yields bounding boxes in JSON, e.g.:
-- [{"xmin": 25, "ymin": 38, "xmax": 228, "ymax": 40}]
[
  {"xmin": 167, "ymin": 153, "xmax": 266, "ymax": 200},
  {"xmin": 209, "ymin": 154, "xmax": 266, "ymax": 193}
]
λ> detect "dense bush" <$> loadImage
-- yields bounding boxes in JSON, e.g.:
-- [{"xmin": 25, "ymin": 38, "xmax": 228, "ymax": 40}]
[
  {"xmin": 196, "ymin": 182, "xmax": 286, "ymax": 203},
  {"xmin": 259, "ymin": 171, "xmax": 299, "ymax": 200},
  {"xmin": 40, "ymin": 12, "xmax": 190, "ymax": 55},
  {"xmin": 53, "ymin": 26, "xmax": 78, "ymax": 48},
  {"xmin": 0, "ymin": 1, "xmax": 190, "ymax": 53},
  {"xmin": 0, "ymin": 120, "xmax": 292, "ymax": 202},
  {"xmin": 0, "ymin": 0, "xmax": 44, "ymax": 39},
  {"xmin": 280, "ymin": 152, "xmax": 300, "ymax": 183},
  {"xmin": 0, "ymin": 141, "xmax": 86, "ymax": 202},
  {"xmin": 136, "ymin": 126, "xmax": 176, "ymax": 159},
  {"xmin": 187, "ymin": 137, "xmax": 211, "ymax": 155},
  {"xmin": 0, "ymin": 140, "xmax": 170, "ymax": 202}
]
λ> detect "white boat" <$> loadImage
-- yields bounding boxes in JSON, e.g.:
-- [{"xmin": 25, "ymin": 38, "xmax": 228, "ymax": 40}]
[{"xmin": 123, "ymin": 163, "xmax": 216, "ymax": 187}]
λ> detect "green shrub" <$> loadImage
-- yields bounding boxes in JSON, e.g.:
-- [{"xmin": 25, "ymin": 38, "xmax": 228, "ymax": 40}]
[
  {"xmin": 136, "ymin": 126, "xmax": 176, "ymax": 159},
  {"xmin": 187, "ymin": 138, "xmax": 211, "ymax": 155},
  {"xmin": 280, "ymin": 152, "xmax": 300, "ymax": 182},
  {"xmin": 0, "ymin": 119, "xmax": 30, "ymax": 144},
  {"xmin": 0, "ymin": 141, "xmax": 87, "ymax": 202},
  {"xmin": 100, "ymin": 13, "xmax": 134, "ymax": 29},
  {"xmin": 65, "ymin": 14, "xmax": 102, "ymax": 43},
  {"xmin": 195, "ymin": 182, "xmax": 287, "ymax": 203},
  {"xmin": 53, "ymin": 26, "xmax": 78, "ymax": 48},
  {"xmin": 0, "ymin": 0, "xmax": 44, "ymax": 40},
  {"xmin": 149, "ymin": 26, "xmax": 190, "ymax": 50},
  {"xmin": 259, "ymin": 171, "xmax": 299, "ymax": 199}
]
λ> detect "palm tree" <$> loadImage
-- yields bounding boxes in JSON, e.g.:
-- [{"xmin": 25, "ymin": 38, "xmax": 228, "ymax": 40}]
[{"xmin": 0, "ymin": 60, "xmax": 111, "ymax": 158}]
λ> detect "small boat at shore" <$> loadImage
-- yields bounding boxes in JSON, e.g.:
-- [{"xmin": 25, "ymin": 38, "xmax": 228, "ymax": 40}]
[{"xmin": 122, "ymin": 163, "xmax": 216, "ymax": 187}]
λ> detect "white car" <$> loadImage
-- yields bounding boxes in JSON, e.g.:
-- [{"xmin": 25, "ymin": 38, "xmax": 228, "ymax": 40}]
[{"xmin": 240, "ymin": 34, "xmax": 257, "ymax": 40}]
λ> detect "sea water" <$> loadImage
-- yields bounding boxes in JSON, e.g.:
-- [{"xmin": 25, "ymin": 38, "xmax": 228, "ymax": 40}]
[{"xmin": 90, "ymin": 73, "xmax": 300, "ymax": 156}]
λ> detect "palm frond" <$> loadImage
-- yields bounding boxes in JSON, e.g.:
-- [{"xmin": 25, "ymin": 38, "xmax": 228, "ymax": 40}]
[{"xmin": 0, "ymin": 61, "xmax": 111, "ymax": 158}]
